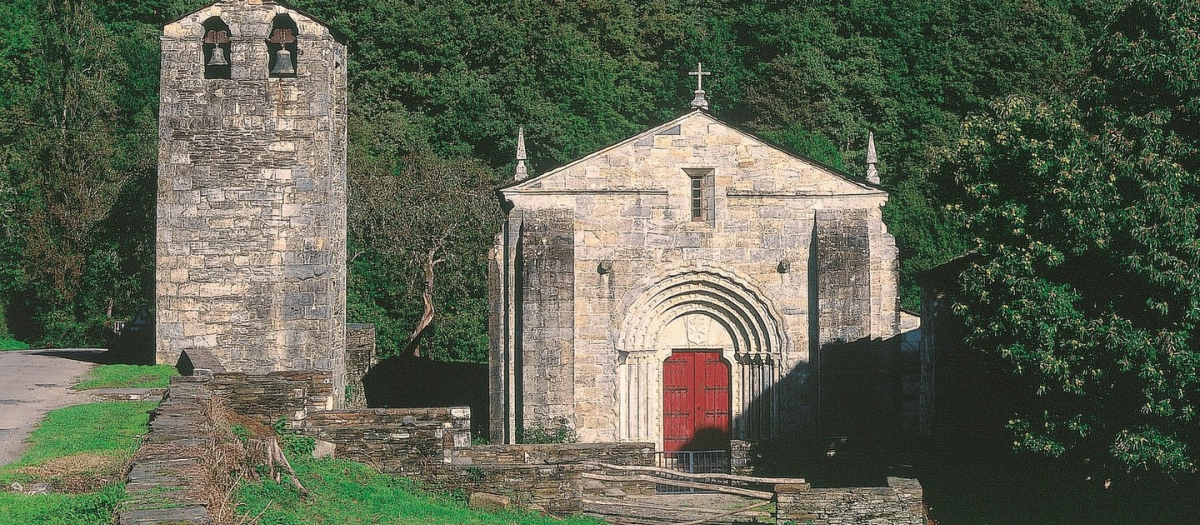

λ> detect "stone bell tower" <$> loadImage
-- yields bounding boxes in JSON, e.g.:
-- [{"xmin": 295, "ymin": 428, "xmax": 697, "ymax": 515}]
[{"xmin": 156, "ymin": 0, "xmax": 349, "ymax": 405}]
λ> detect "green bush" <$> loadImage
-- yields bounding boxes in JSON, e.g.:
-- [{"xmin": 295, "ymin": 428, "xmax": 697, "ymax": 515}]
[
  {"xmin": 0, "ymin": 335, "xmax": 30, "ymax": 350},
  {"xmin": 273, "ymin": 417, "xmax": 316, "ymax": 457}
]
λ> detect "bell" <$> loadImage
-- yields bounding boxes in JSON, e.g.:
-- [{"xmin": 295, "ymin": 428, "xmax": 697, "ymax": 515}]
[
  {"xmin": 207, "ymin": 49, "xmax": 228, "ymax": 67},
  {"xmin": 271, "ymin": 49, "xmax": 294, "ymax": 75}
]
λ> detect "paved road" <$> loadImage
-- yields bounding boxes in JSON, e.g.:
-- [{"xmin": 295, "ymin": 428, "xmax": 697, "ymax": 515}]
[{"xmin": 0, "ymin": 349, "xmax": 104, "ymax": 466}]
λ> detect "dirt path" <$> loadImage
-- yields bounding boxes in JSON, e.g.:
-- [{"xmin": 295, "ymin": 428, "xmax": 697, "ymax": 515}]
[{"xmin": 0, "ymin": 349, "xmax": 104, "ymax": 466}]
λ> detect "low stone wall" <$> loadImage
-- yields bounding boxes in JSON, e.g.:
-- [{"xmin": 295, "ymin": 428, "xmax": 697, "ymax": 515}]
[
  {"xmin": 436, "ymin": 443, "xmax": 656, "ymax": 514},
  {"xmin": 303, "ymin": 407, "xmax": 471, "ymax": 475},
  {"xmin": 141, "ymin": 370, "xmax": 664, "ymax": 521},
  {"xmin": 775, "ymin": 477, "xmax": 926, "ymax": 525},
  {"xmin": 118, "ymin": 376, "xmax": 214, "ymax": 525},
  {"xmin": 344, "ymin": 324, "xmax": 376, "ymax": 409},
  {"xmin": 206, "ymin": 370, "xmax": 334, "ymax": 430},
  {"xmin": 298, "ymin": 409, "xmax": 655, "ymax": 514},
  {"xmin": 444, "ymin": 463, "xmax": 588, "ymax": 514}
]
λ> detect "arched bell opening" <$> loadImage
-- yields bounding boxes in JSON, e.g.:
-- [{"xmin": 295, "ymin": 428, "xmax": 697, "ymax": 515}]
[
  {"xmin": 201, "ymin": 17, "xmax": 231, "ymax": 79},
  {"xmin": 267, "ymin": 14, "xmax": 298, "ymax": 78}
]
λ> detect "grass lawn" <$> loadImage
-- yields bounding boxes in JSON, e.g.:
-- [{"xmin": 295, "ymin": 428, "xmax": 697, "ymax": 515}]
[
  {"xmin": 72, "ymin": 364, "xmax": 178, "ymax": 390},
  {"xmin": 0, "ymin": 335, "xmax": 30, "ymax": 350},
  {"xmin": 0, "ymin": 401, "xmax": 157, "ymax": 525},
  {"xmin": 237, "ymin": 457, "xmax": 607, "ymax": 525}
]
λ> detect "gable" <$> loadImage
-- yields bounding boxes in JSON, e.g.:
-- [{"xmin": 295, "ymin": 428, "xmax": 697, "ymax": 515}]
[{"xmin": 504, "ymin": 111, "xmax": 883, "ymax": 199}]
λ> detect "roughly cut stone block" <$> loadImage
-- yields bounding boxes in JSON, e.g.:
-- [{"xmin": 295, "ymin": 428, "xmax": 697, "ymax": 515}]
[{"xmin": 469, "ymin": 492, "xmax": 512, "ymax": 511}]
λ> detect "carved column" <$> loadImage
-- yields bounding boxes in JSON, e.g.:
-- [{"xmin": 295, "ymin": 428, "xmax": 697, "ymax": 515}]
[{"xmin": 619, "ymin": 350, "xmax": 658, "ymax": 442}]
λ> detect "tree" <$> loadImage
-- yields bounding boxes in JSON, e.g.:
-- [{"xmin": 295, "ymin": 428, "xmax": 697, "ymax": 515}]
[
  {"xmin": 0, "ymin": 0, "xmax": 149, "ymax": 345},
  {"xmin": 348, "ymin": 149, "xmax": 501, "ymax": 360},
  {"xmin": 944, "ymin": 0, "xmax": 1200, "ymax": 475}
]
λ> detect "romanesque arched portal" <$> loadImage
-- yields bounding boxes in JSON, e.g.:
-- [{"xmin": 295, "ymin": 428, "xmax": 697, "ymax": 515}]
[{"xmin": 615, "ymin": 265, "xmax": 790, "ymax": 448}]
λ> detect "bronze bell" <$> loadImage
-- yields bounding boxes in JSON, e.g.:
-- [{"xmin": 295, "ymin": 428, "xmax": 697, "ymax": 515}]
[
  {"xmin": 207, "ymin": 49, "xmax": 228, "ymax": 67},
  {"xmin": 271, "ymin": 49, "xmax": 294, "ymax": 75}
]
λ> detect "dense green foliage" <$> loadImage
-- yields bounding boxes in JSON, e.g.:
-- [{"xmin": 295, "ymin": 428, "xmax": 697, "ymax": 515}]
[
  {"xmin": 0, "ymin": 401, "xmax": 154, "ymax": 525},
  {"xmin": 0, "ymin": 0, "xmax": 1122, "ymax": 360},
  {"xmin": 942, "ymin": 0, "xmax": 1200, "ymax": 475},
  {"xmin": 0, "ymin": 0, "xmax": 157, "ymax": 346},
  {"xmin": 72, "ymin": 364, "xmax": 178, "ymax": 390},
  {"xmin": 237, "ymin": 456, "xmax": 604, "ymax": 525}
]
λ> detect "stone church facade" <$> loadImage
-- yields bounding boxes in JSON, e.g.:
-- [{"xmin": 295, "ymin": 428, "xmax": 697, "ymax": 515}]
[
  {"xmin": 490, "ymin": 110, "xmax": 906, "ymax": 448},
  {"xmin": 156, "ymin": 0, "xmax": 350, "ymax": 405}
]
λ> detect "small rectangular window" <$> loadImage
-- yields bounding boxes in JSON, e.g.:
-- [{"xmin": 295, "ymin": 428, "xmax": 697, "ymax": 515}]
[{"xmin": 684, "ymin": 168, "xmax": 715, "ymax": 223}]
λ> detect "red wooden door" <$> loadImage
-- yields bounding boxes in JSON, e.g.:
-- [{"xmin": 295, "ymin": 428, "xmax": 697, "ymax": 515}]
[{"xmin": 663, "ymin": 351, "xmax": 730, "ymax": 451}]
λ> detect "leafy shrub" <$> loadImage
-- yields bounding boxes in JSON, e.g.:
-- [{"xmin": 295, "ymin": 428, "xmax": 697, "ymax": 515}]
[{"xmin": 273, "ymin": 417, "xmax": 316, "ymax": 458}]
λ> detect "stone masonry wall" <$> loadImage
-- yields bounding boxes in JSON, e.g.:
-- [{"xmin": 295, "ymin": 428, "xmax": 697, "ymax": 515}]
[
  {"xmin": 344, "ymin": 323, "xmax": 376, "ymax": 409},
  {"xmin": 118, "ymin": 376, "xmax": 214, "ymax": 525},
  {"xmin": 446, "ymin": 442, "xmax": 653, "ymax": 468},
  {"xmin": 437, "ymin": 443, "xmax": 655, "ymax": 515},
  {"xmin": 775, "ymin": 477, "xmax": 926, "ymax": 525},
  {"xmin": 157, "ymin": 0, "xmax": 348, "ymax": 406},
  {"xmin": 300, "ymin": 404, "xmax": 654, "ymax": 515},
  {"xmin": 517, "ymin": 209, "xmax": 575, "ymax": 430},
  {"xmin": 816, "ymin": 209, "xmax": 872, "ymax": 346},
  {"xmin": 304, "ymin": 407, "xmax": 471, "ymax": 475},
  {"xmin": 206, "ymin": 370, "xmax": 334, "ymax": 430},
  {"xmin": 145, "ymin": 372, "xmax": 654, "ymax": 520}
]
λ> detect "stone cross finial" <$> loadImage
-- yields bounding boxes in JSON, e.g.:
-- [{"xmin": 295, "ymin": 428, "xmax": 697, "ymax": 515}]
[
  {"xmin": 515, "ymin": 127, "xmax": 528, "ymax": 181},
  {"xmin": 866, "ymin": 131, "xmax": 879, "ymax": 184},
  {"xmin": 689, "ymin": 62, "xmax": 711, "ymax": 110}
]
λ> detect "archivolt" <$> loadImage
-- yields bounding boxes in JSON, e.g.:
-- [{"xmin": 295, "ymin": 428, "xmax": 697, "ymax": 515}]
[{"xmin": 617, "ymin": 264, "xmax": 789, "ymax": 356}]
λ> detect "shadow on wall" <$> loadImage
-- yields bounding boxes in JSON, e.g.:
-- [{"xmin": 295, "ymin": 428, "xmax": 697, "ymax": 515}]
[
  {"xmin": 677, "ymin": 427, "xmax": 731, "ymax": 452},
  {"xmin": 362, "ymin": 353, "xmax": 489, "ymax": 439},
  {"xmin": 735, "ymin": 333, "xmax": 918, "ymax": 486}
]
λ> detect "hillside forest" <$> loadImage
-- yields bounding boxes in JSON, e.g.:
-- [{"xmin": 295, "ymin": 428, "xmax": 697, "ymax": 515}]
[{"xmin": 2, "ymin": 0, "xmax": 1199, "ymax": 477}]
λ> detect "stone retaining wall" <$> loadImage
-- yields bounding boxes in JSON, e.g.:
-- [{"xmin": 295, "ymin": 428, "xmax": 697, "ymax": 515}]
[
  {"xmin": 252, "ymin": 373, "xmax": 656, "ymax": 514},
  {"xmin": 303, "ymin": 407, "xmax": 471, "ymax": 475},
  {"xmin": 130, "ymin": 372, "xmax": 929, "ymax": 523},
  {"xmin": 436, "ymin": 443, "xmax": 656, "ymax": 514},
  {"xmin": 775, "ymin": 476, "xmax": 926, "ymax": 525},
  {"xmin": 206, "ymin": 370, "xmax": 334, "ymax": 430}
]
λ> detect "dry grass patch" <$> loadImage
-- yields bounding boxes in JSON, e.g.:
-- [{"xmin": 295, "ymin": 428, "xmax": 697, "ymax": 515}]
[{"xmin": 15, "ymin": 452, "xmax": 126, "ymax": 493}]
